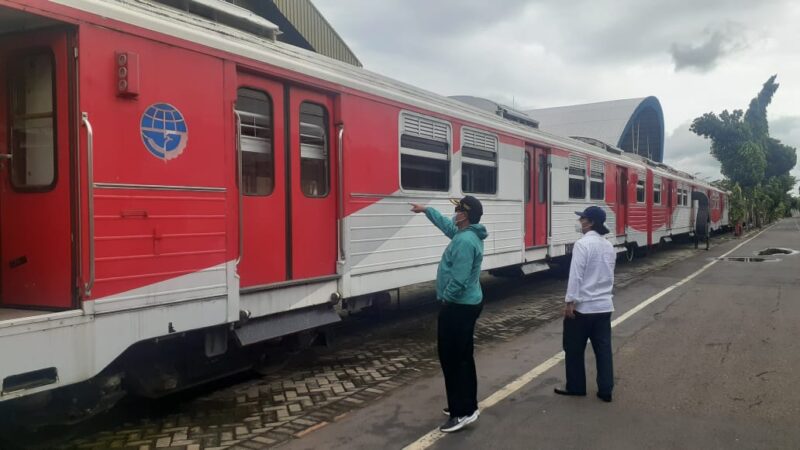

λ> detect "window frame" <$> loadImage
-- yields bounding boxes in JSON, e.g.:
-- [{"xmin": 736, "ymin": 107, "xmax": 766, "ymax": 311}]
[
  {"xmin": 236, "ymin": 87, "xmax": 274, "ymax": 197},
  {"xmin": 653, "ymin": 177, "xmax": 662, "ymax": 205},
  {"xmin": 589, "ymin": 159, "xmax": 605, "ymax": 200},
  {"xmin": 568, "ymin": 155, "xmax": 587, "ymax": 200},
  {"xmin": 538, "ymin": 154, "xmax": 547, "ymax": 204},
  {"xmin": 460, "ymin": 126, "xmax": 498, "ymax": 195},
  {"xmin": 7, "ymin": 49, "xmax": 59, "ymax": 193},
  {"xmin": 524, "ymin": 152, "xmax": 531, "ymax": 203},
  {"xmin": 636, "ymin": 172, "xmax": 646, "ymax": 203},
  {"xmin": 299, "ymin": 101, "xmax": 330, "ymax": 198},
  {"xmin": 398, "ymin": 111, "xmax": 452, "ymax": 193}
]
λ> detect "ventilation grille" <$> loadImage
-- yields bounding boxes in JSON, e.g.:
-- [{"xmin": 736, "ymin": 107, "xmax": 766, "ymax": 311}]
[
  {"xmin": 402, "ymin": 114, "xmax": 449, "ymax": 143},
  {"xmin": 590, "ymin": 160, "xmax": 604, "ymax": 178},
  {"xmin": 463, "ymin": 129, "xmax": 497, "ymax": 152},
  {"xmin": 569, "ymin": 155, "xmax": 586, "ymax": 175}
]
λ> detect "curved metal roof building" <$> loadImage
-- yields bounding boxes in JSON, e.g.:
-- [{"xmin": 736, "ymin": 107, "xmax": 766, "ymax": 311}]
[{"xmin": 525, "ymin": 96, "xmax": 665, "ymax": 162}]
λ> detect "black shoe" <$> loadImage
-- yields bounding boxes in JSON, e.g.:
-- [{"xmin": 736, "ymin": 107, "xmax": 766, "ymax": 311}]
[
  {"xmin": 443, "ymin": 407, "xmax": 479, "ymax": 416},
  {"xmin": 596, "ymin": 392, "xmax": 612, "ymax": 402},
  {"xmin": 439, "ymin": 410, "xmax": 479, "ymax": 433},
  {"xmin": 554, "ymin": 388, "xmax": 586, "ymax": 396}
]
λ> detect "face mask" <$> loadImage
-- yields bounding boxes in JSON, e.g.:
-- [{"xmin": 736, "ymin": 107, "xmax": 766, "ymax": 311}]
[
  {"xmin": 453, "ymin": 213, "xmax": 466, "ymax": 226},
  {"xmin": 575, "ymin": 222, "xmax": 583, "ymax": 233}
]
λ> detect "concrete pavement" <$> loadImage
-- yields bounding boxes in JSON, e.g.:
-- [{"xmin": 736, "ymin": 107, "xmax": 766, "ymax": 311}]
[{"xmin": 283, "ymin": 218, "xmax": 800, "ymax": 450}]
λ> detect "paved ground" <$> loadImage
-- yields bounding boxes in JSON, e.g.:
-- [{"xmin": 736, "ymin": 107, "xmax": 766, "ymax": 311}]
[
  {"xmin": 6, "ymin": 230, "xmax": 749, "ymax": 450},
  {"xmin": 284, "ymin": 218, "xmax": 800, "ymax": 450}
]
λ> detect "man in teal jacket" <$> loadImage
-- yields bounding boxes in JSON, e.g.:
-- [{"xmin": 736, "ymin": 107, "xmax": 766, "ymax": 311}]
[{"xmin": 411, "ymin": 196, "xmax": 488, "ymax": 433}]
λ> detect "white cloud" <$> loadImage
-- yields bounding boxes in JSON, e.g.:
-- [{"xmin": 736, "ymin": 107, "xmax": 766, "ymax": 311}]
[{"xmin": 312, "ymin": 0, "xmax": 800, "ymax": 193}]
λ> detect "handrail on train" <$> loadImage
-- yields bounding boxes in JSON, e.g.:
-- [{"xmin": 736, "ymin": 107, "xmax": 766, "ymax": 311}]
[{"xmin": 82, "ymin": 112, "xmax": 95, "ymax": 298}]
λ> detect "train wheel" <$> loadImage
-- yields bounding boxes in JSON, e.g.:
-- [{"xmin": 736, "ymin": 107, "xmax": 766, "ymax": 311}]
[{"xmin": 625, "ymin": 244, "xmax": 635, "ymax": 262}]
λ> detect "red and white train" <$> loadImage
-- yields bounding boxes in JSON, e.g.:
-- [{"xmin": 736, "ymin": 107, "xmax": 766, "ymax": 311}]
[{"xmin": 0, "ymin": 0, "xmax": 727, "ymax": 419}]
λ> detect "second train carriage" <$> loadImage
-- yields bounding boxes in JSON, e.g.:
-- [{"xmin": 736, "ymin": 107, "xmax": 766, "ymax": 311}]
[{"xmin": 0, "ymin": 0, "xmax": 727, "ymax": 419}]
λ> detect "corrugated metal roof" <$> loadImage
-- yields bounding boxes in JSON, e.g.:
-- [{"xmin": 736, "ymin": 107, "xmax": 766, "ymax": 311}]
[{"xmin": 271, "ymin": 0, "xmax": 361, "ymax": 67}]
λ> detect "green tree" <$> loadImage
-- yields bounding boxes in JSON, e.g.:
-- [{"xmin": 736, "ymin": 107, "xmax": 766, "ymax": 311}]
[{"xmin": 691, "ymin": 75, "xmax": 797, "ymax": 224}]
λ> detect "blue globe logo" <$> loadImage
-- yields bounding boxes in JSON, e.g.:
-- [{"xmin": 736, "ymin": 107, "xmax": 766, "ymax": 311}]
[{"xmin": 140, "ymin": 103, "xmax": 189, "ymax": 160}]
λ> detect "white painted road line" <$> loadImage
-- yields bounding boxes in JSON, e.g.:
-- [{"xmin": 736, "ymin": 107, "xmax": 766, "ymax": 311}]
[{"xmin": 403, "ymin": 225, "xmax": 774, "ymax": 450}]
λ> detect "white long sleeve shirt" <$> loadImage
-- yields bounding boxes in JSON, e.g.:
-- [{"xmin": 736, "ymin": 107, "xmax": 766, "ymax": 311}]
[{"xmin": 565, "ymin": 230, "xmax": 616, "ymax": 313}]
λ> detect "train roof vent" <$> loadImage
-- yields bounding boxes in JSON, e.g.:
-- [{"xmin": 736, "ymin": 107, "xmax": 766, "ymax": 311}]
[
  {"xmin": 449, "ymin": 96, "xmax": 539, "ymax": 129},
  {"xmin": 152, "ymin": 0, "xmax": 281, "ymax": 40},
  {"xmin": 570, "ymin": 136, "xmax": 623, "ymax": 155}
]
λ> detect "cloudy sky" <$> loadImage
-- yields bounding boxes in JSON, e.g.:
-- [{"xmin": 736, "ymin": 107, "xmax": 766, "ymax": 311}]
[{"xmin": 313, "ymin": 0, "xmax": 800, "ymax": 193}]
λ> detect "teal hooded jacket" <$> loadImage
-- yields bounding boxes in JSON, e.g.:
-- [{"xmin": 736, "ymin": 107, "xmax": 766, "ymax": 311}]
[{"xmin": 424, "ymin": 207, "xmax": 489, "ymax": 305}]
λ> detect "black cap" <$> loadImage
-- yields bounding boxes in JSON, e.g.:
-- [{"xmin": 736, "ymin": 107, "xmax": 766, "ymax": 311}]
[
  {"xmin": 575, "ymin": 206, "xmax": 609, "ymax": 235},
  {"xmin": 450, "ymin": 195, "xmax": 483, "ymax": 224}
]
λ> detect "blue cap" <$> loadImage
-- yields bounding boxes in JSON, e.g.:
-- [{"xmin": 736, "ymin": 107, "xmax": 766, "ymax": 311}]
[{"xmin": 575, "ymin": 206, "xmax": 610, "ymax": 235}]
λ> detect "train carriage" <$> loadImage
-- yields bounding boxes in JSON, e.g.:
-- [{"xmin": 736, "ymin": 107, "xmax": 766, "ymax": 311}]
[{"xmin": 0, "ymin": 0, "xmax": 727, "ymax": 420}]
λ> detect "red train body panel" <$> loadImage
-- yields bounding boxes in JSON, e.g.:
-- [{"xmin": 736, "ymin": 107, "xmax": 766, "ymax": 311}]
[{"xmin": 0, "ymin": 0, "xmax": 729, "ymax": 409}]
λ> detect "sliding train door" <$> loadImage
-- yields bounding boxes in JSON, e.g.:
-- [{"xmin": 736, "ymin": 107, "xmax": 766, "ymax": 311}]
[{"xmin": 234, "ymin": 74, "xmax": 337, "ymax": 288}]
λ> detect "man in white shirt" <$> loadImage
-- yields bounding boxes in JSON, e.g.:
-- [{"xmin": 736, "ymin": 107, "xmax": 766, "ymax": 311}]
[{"xmin": 554, "ymin": 206, "xmax": 616, "ymax": 402}]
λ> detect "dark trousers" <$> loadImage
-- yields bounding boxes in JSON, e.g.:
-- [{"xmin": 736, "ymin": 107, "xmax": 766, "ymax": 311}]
[
  {"xmin": 438, "ymin": 302, "xmax": 482, "ymax": 417},
  {"xmin": 563, "ymin": 311, "xmax": 614, "ymax": 395}
]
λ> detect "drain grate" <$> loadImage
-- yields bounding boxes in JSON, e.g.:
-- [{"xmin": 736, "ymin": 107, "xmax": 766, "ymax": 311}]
[
  {"xmin": 716, "ymin": 257, "xmax": 778, "ymax": 263},
  {"xmin": 757, "ymin": 247, "xmax": 798, "ymax": 256}
]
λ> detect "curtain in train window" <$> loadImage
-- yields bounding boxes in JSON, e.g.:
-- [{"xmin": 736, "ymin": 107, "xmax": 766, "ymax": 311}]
[
  {"xmin": 299, "ymin": 102, "xmax": 329, "ymax": 197},
  {"xmin": 461, "ymin": 128, "xmax": 497, "ymax": 195},
  {"xmin": 9, "ymin": 52, "xmax": 56, "ymax": 190},
  {"xmin": 568, "ymin": 155, "xmax": 586, "ymax": 200},
  {"xmin": 589, "ymin": 160, "xmax": 604, "ymax": 200},
  {"xmin": 236, "ymin": 88, "xmax": 273, "ymax": 196},
  {"xmin": 400, "ymin": 113, "xmax": 450, "ymax": 191}
]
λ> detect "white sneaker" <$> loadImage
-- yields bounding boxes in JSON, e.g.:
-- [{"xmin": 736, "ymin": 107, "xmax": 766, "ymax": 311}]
[{"xmin": 439, "ymin": 409, "xmax": 479, "ymax": 432}]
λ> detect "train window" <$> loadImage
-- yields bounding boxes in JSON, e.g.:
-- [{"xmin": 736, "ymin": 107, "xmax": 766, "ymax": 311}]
[
  {"xmin": 568, "ymin": 156, "xmax": 586, "ymax": 199},
  {"xmin": 538, "ymin": 154, "xmax": 547, "ymax": 204},
  {"xmin": 300, "ymin": 102, "xmax": 329, "ymax": 197},
  {"xmin": 524, "ymin": 153, "xmax": 531, "ymax": 203},
  {"xmin": 8, "ymin": 52, "xmax": 56, "ymax": 191},
  {"xmin": 589, "ymin": 160, "xmax": 604, "ymax": 200},
  {"xmin": 400, "ymin": 113, "xmax": 450, "ymax": 191},
  {"xmin": 653, "ymin": 178, "xmax": 662, "ymax": 204},
  {"xmin": 636, "ymin": 178, "xmax": 645, "ymax": 203},
  {"xmin": 236, "ymin": 88, "xmax": 273, "ymax": 196},
  {"xmin": 461, "ymin": 128, "xmax": 497, "ymax": 195}
]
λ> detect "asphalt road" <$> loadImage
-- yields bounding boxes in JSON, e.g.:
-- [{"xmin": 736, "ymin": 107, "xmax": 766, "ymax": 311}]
[{"xmin": 284, "ymin": 219, "xmax": 800, "ymax": 450}]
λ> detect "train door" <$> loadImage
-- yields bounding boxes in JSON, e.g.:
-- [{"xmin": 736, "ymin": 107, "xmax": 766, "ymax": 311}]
[
  {"xmin": 289, "ymin": 87, "xmax": 337, "ymax": 279},
  {"xmin": 234, "ymin": 77, "xmax": 337, "ymax": 286},
  {"xmin": 665, "ymin": 178, "xmax": 673, "ymax": 230},
  {"xmin": 524, "ymin": 150, "xmax": 533, "ymax": 248},
  {"xmin": 234, "ymin": 73, "xmax": 287, "ymax": 287},
  {"xmin": 524, "ymin": 146, "xmax": 548, "ymax": 248},
  {"xmin": 615, "ymin": 166, "xmax": 628, "ymax": 236},
  {"xmin": 0, "ymin": 29, "xmax": 75, "ymax": 309},
  {"xmin": 689, "ymin": 185, "xmax": 697, "ymax": 228},
  {"xmin": 532, "ymin": 147, "xmax": 548, "ymax": 246}
]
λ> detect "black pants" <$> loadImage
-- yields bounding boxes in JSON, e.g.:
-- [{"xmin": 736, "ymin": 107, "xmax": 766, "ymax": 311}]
[
  {"xmin": 438, "ymin": 301, "xmax": 482, "ymax": 417},
  {"xmin": 563, "ymin": 311, "xmax": 614, "ymax": 396}
]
